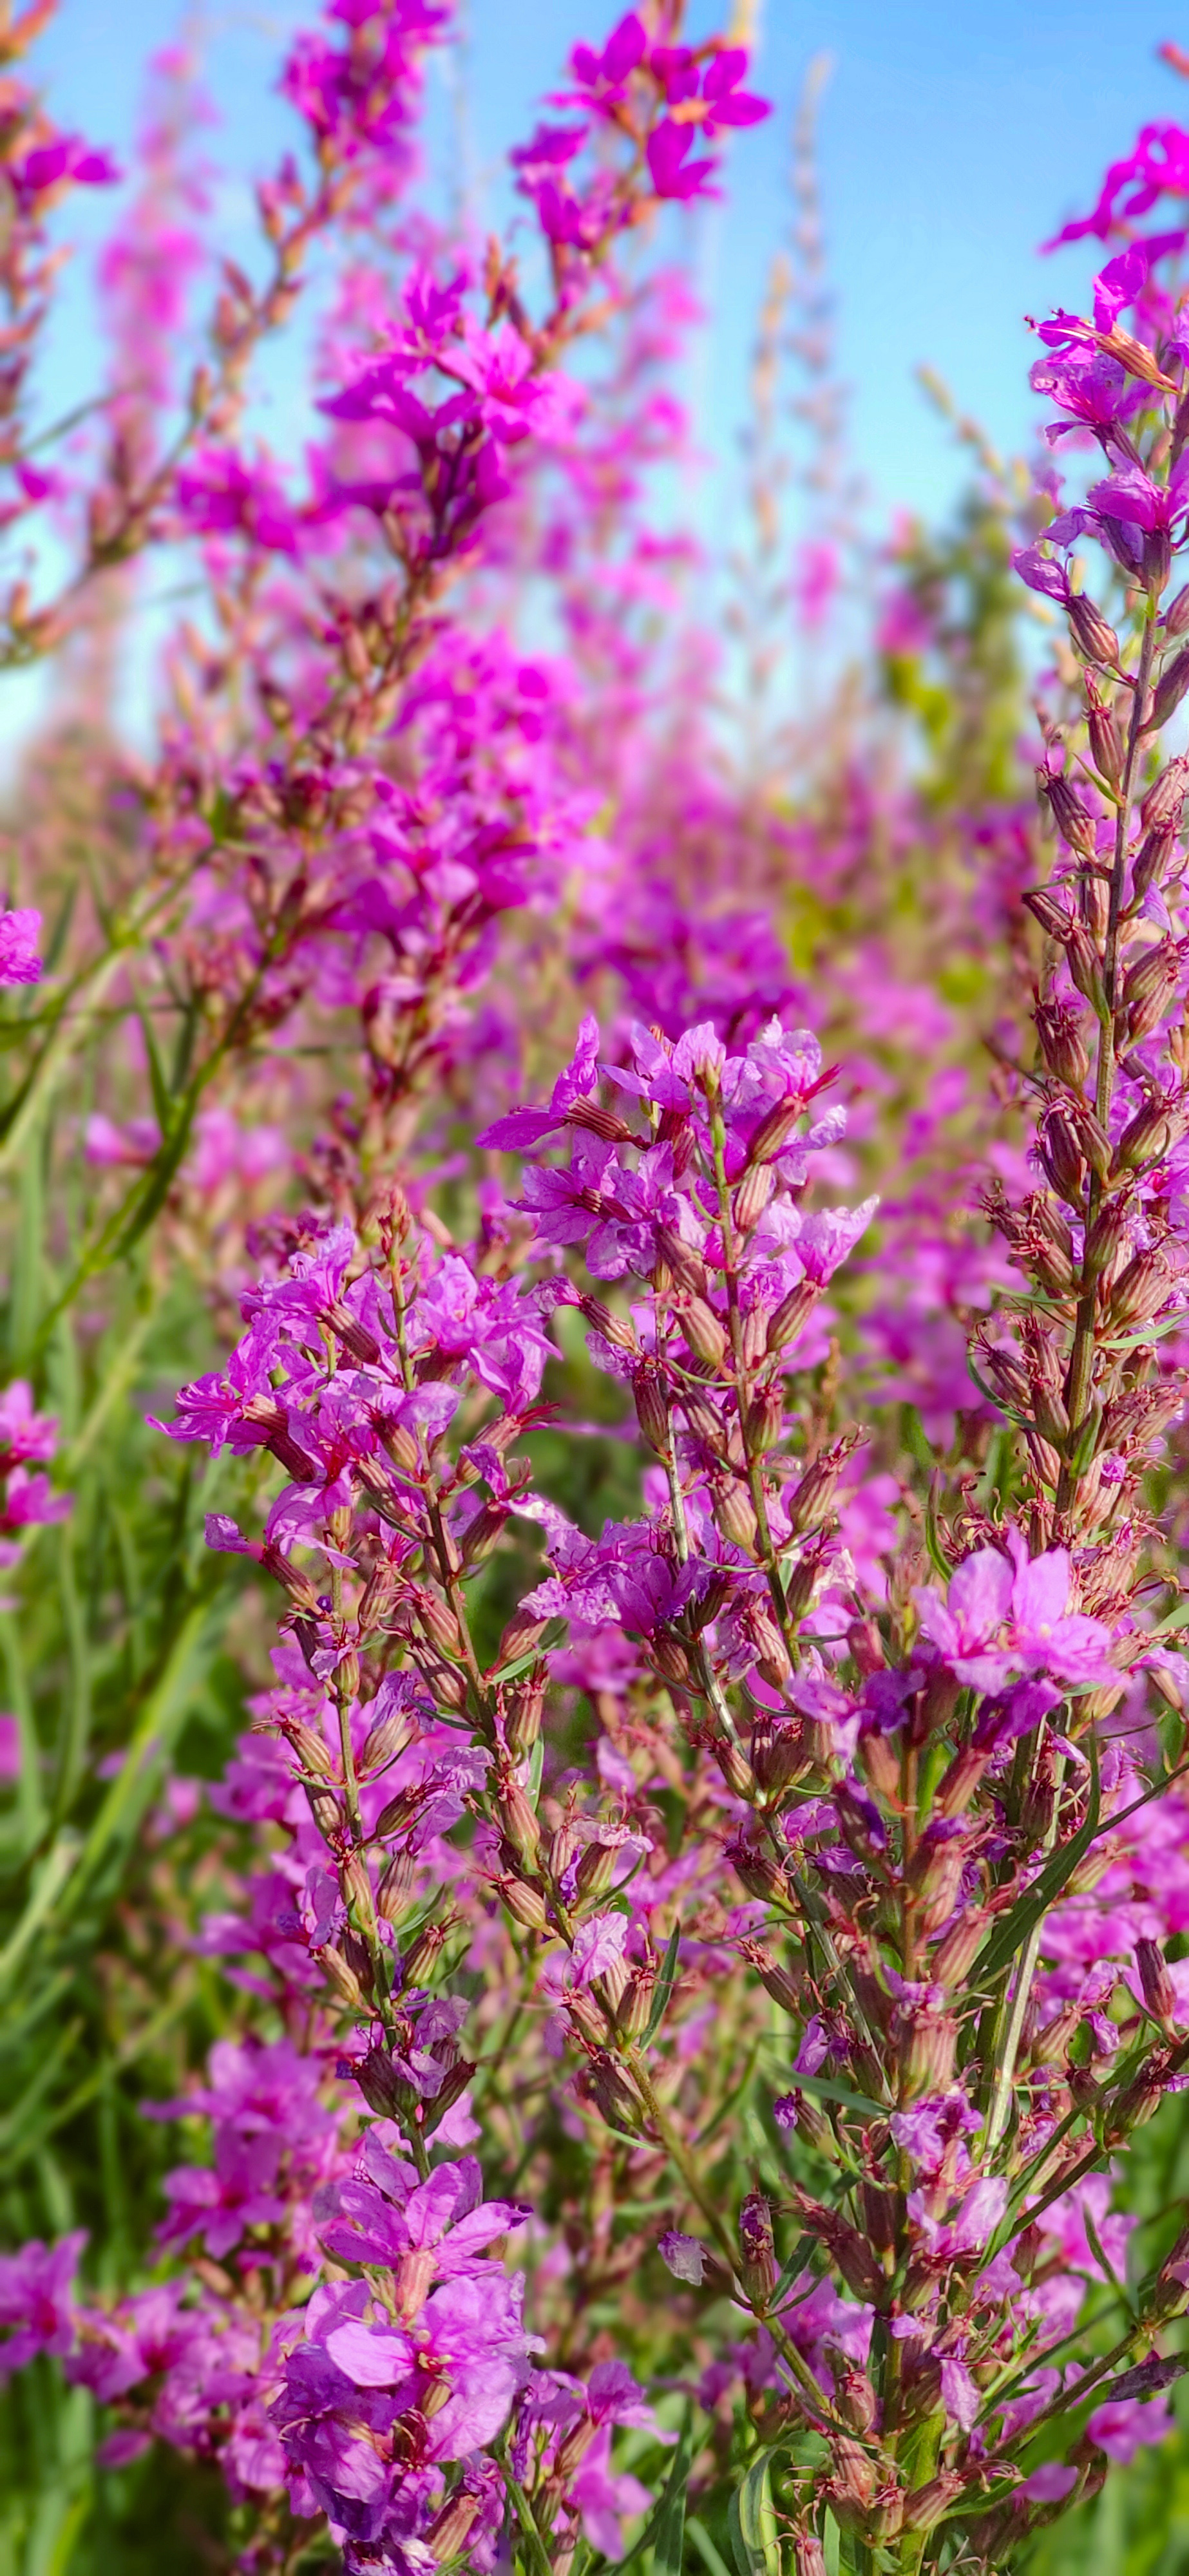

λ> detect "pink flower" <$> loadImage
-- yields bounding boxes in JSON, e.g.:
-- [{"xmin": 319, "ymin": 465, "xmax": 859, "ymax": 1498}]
[{"xmin": 0, "ymin": 909, "xmax": 41, "ymax": 985}]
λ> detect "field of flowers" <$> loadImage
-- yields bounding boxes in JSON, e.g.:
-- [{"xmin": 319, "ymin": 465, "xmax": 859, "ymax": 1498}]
[{"xmin": 9, "ymin": 3, "xmax": 1189, "ymax": 2570}]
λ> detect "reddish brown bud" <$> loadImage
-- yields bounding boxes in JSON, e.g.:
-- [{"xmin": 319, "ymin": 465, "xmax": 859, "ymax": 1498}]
[
  {"xmin": 1088, "ymin": 693, "xmax": 1125, "ymax": 788},
  {"xmin": 495, "ymin": 1770, "xmax": 541, "ymax": 1868},
  {"xmin": 505, "ymin": 1670, "xmax": 546, "ymax": 1758},
  {"xmin": 305, "ymin": 1780, "xmax": 345, "ymax": 1839},
  {"xmin": 566, "ymin": 1098, "xmax": 634, "ymax": 1142},
  {"xmin": 1035, "ymin": 997, "xmax": 1090, "ymax": 1088},
  {"xmin": 1152, "ymin": 645, "xmax": 1189, "ymax": 731},
  {"xmin": 284, "ymin": 1721, "xmax": 334, "ymax": 1779},
  {"xmin": 426, "ymin": 2490, "xmax": 482, "ymax": 2564},
  {"xmin": 575, "ymin": 1836, "xmax": 622, "ymax": 1900},
  {"xmin": 460, "ymin": 1499, "xmax": 509, "ymax": 1567},
  {"xmin": 1115, "ymin": 1095, "xmax": 1186, "ymax": 1171},
  {"xmin": 580, "ymin": 1294, "xmax": 637, "ymax": 1353},
  {"xmin": 321, "ymin": 1943, "xmax": 367, "ymax": 2008},
  {"xmin": 1023, "ymin": 884, "xmax": 1074, "ymax": 940},
  {"xmin": 360, "ymin": 1709, "xmax": 415, "ymax": 1773},
  {"xmin": 633, "ymin": 1361, "xmax": 672, "ymax": 1456},
  {"xmin": 321, "ymin": 1296, "xmax": 381, "ymax": 1367},
  {"xmin": 1041, "ymin": 767, "xmax": 1098, "ymax": 859},
  {"xmin": 711, "ymin": 1473, "xmax": 758, "ymax": 1548},
  {"xmin": 1039, "ymin": 1107, "xmax": 1088, "ymax": 1207},
  {"xmin": 496, "ymin": 1606, "xmax": 549, "ymax": 1666},
  {"xmin": 377, "ymin": 1848, "xmax": 415, "ymax": 1921},
  {"xmin": 931, "ymin": 1906, "xmax": 990, "ymax": 1983},
  {"xmin": 654, "ymin": 1225, "xmax": 709, "ymax": 1297},
  {"xmin": 1083, "ymin": 1195, "xmax": 1134, "ymax": 1279},
  {"xmin": 1066, "ymin": 918, "xmax": 1107, "ymax": 1009}
]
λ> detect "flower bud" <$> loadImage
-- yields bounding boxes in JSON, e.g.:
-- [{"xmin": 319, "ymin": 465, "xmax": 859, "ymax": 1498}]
[
  {"xmin": 902, "ymin": 2474, "xmax": 964, "ymax": 2536},
  {"xmin": 1137, "ymin": 1935, "xmax": 1177, "ymax": 2029},
  {"xmin": 714, "ymin": 1736, "xmax": 757, "ymax": 1799},
  {"xmin": 793, "ymin": 2540, "xmax": 828, "ymax": 2576},
  {"xmin": 1105, "ymin": 1246, "xmax": 1173, "ymax": 1330},
  {"xmin": 727, "ymin": 1838, "xmax": 788, "ymax": 1904},
  {"xmin": 321, "ymin": 1296, "xmax": 381, "ymax": 1367},
  {"xmin": 1068, "ymin": 590, "xmax": 1121, "ymax": 667},
  {"xmin": 1134, "ymin": 824, "xmax": 1179, "ymax": 904},
  {"xmin": 745, "ymin": 1385, "xmax": 785, "ymax": 1454},
  {"xmin": 748, "ymin": 1097, "xmax": 805, "ymax": 1165},
  {"xmin": 1125, "ymin": 939, "xmax": 1181, "ymax": 1043},
  {"xmin": 745, "ymin": 1602, "xmax": 792, "ymax": 1688},
  {"xmin": 495, "ymin": 1771, "xmax": 541, "ymax": 1868},
  {"xmin": 498, "ymin": 1875, "xmax": 550, "ymax": 1932},
  {"xmin": 619, "ymin": 1961, "xmax": 657, "ymax": 2038},
  {"xmin": 738, "ymin": 2190, "xmax": 777, "ymax": 2306},
  {"xmin": 654, "ymin": 1225, "xmax": 709, "ymax": 1297},
  {"xmin": 339, "ymin": 1849, "xmax": 374, "ymax": 1918},
  {"xmin": 1087, "ymin": 693, "xmax": 1125, "ymax": 788},
  {"xmin": 496, "ymin": 1606, "xmax": 549, "ymax": 1667},
  {"xmin": 837, "ymin": 2363, "xmax": 879, "ymax": 2434},
  {"xmin": 360, "ymin": 1709, "xmax": 415, "ymax": 1774},
  {"xmin": 579, "ymin": 1294, "xmax": 636, "ymax": 1353},
  {"xmin": 322, "ymin": 1944, "xmax": 367, "ymax": 2009},
  {"xmin": 402, "ymin": 1917, "xmax": 451, "ymax": 1985},
  {"xmin": 1143, "ymin": 755, "xmax": 1189, "ymax": 835},
  {"xmin": 1151, "ymin": 644, "xmax": 1189, "ymax": 731},
  {"xmin": 899, "ymin": 2007, "xmax": 958, "ymax": 2097},
  {"xmin": 575, "ymin": 1837, "xmax": 622, "ymax": 1900},
  {"xmin": 426, "ymin": 2491, "xmax": 482, "ymax": 2564},
  {"xmin": 1041, "ymin": 768, "xmax": 1098, "ymax": 859},
  {"xmin": 734, "ymin": 1162, "xmax": 775, "ymax": 1233},
  {"xmin": 461, "ymin": 1500, "xmax": 509, "ymax": 1567},
  {"xmin": 376, "ymin": 1786, "xmax": 424, "ymax": 1839},
  {"xmin": 1023, "ymin": 884, "xmax": 1074, "ymax": 941},
  {"xmin": 739, "ymin": 1938, "xmax": 803, "ymax": 2014},
  {"xmin": 553, "ymin": 2415, "xmax": 598, "ymax": 2482},
  {"xmin": 682, "ymin": 1296, "xmax": 728, "ymax": 1367},
  {"xmin": 787, "ymin": 1450, "xmax": 843, "ymax": 1535},
  {"xmin": 567, "ymin": 1988, "xmax": 607, "ymax": 2047},
  {"xmin": 305, "ymin": 1780, "xmax": 345, "ymax": 1839},
  {"xmin": 1107, "ymin": 2060, "xmax": 1167, "ymax": 2138},
  {"xmin": 1031, "ymin": 2002, "xmax": 1080, "ymax": 2066},
  {"xmin": 1115, "ymin": 1096, "xmax": 1184, "ymax": 1171},
  {"xmin": 1166, "ymin": 582, "xmax": 1189, "ymax": 638},
  {"xmin": 505, "ymin": 1671, "xmax": 546, "ymax": 1757},
  {"xmin": 584, "ymin": 2051, "xmax": 642, "ymax": 2134},
  {"xmin": 858, "ymin": 1724, "xmax": 899, "ymax": 1801},
  {"xmin": 1083, "ymin": 1195, "xmax": 1134, "ymax": 1279},
  {"xmin": 633, "ymin": 1361, "xmax": 672, "ymax": 1456},
  {"xmin": 1038, "ymin": 1108, "xmax": 1087, "ymax": 1207},
  {"xmin": 652, "ymin": 1633, "xmax": 693, "ymax": 1689},
  {"xmin": 766, "ymin": 1279, "xmax": 820, "ymax": 1353},
  {"xmin": 711, "ymin": 1473, "xmax": 758, "ymax": 1548},
  {"xmin": 377, "ymin": 1848, "xmax": 415, "ymax": 1920},
  {"xmin": 1065, "ymin": 919, "xmax": 1106, "ymax": 1010},
  {"xmin": 240, "ymin": 1393, "xmax": 320, "ymax": 1485},
  {"xmin": 285, "ymin": 1721, "xmax": 334, "ymax": 1778},
  {"xmin": 931, "ymin": 1906, "xmax": 989, "ymax": 1983},
  {"xmin": 1035, "ymin": 997, "xmax": 1090, "ymax": 1087}
]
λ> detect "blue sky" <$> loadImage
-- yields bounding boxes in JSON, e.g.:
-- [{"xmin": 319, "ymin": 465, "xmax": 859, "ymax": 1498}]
[{"xmin": 21, "ymin": 0, "xmax": 1189, "ymax": 571}]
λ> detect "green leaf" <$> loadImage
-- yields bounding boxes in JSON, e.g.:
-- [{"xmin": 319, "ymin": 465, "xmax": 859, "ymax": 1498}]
[
  {"xmin": 728, "ymin": 2456, "xmax": 780, "ymax": 2576},
  {"xmin": 686, "ymin": 2519, "xmax": 732, "ymax": 2576},
  {"xmin": 643, "ymin": 1919, "xmax": 683, "ymax": 2045}
]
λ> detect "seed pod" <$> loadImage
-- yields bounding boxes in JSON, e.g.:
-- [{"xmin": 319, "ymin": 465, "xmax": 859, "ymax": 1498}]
[
  {"xmin": 682, "ymin": 1296, "xmax": 728, "ymax": 1368},
  {"xmin": 766, "ymin": 1278, "xmax": 819, "ymax": 1352},
  {"xmin": 734, "ymin": 1160, "xmax": 774, "ymax": 1233},
  {"xmin": 1035, "ymin": 997, "xmax": 1090, "ymax": 1087},
  {"xmin": 1041, "ymin": 767, "xmax": 1098, "ymax": 859},
  {"xmin": 285, "ymin": 1721, "xmax": 334, "ymax": 1779},
  {"xmin": 1124, "ymin": 938, "xmax": 1181, "ymax": 1044},
  {"xmin": 1068, "ymin": 589, "xmax": 1121, "ymax": 667}
]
